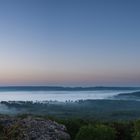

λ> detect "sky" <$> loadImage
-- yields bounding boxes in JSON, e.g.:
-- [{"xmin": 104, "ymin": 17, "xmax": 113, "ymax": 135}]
[{"xmin": 0, "ymin": 0, "xmax": 140, "ymax": 86}]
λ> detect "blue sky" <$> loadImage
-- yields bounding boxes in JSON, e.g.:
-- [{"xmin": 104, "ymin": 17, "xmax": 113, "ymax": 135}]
[{"xmin": 0, "ymin": 0, "xmax": 140, "ymax": 86}]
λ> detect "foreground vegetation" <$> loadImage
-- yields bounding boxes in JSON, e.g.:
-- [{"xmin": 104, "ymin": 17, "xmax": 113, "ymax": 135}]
[
  {"xmin": 58, "ymin": 118, "xmax": 133, "ymax": 140},
  {"xmin": 1, "ymin": 114, "xmax": 140, "ymax": 140},
  {"xmin": 57, "ymin": 118, "xmax": 140, "ymax": 140}
]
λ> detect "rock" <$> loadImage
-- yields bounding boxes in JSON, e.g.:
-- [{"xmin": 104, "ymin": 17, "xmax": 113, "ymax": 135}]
[{"xmin": 0, "ymin": 116, "xmax": 70, "ymax": 140}]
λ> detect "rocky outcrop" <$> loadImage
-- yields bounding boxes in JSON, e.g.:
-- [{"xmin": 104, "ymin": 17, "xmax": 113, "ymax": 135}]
[{"xmin": 0, "ymin": 116, "xmax": 70, "ymax": 140}]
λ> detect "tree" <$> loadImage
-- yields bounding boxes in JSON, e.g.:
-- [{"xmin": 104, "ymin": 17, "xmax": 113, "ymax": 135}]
[
  {"xmin": 75, "ymin": 124, "xmax": 116, "ymax": 140},
  {"xmin": 133, "ymin": 120, "xmax": 140, "ymax": 140}
]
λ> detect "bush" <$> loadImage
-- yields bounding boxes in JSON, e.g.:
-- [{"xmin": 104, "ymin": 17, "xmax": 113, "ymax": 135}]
[
  {"xmin": 109, "ymin": 122, "xmax": 133, "ymax": 140},
  {"xmin": 75, "ymin": 124, "xmax": 116, "ymax": 140},
  {"xmin": 133, "ymin": 120, "xmax": 140, "ymax": 140},
  {"xmin": 59, "ymin": 119, "xmax": 87, "ymax": 140}
]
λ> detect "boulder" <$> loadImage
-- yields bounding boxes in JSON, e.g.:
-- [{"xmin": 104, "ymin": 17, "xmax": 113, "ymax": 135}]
[{"xmin": 0, "ymin": 116, "xmax": 70, "ymax": 140}]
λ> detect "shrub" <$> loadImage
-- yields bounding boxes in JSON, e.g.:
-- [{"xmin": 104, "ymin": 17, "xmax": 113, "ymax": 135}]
[
  {"xmin": 60, "ymin": 119, "xmax": 87, "ymax": 140},
  {"xmin": 110, "ymin": 122, "xmax": 133, "ymax": 140},
  {"xmin": 75, "ymin": 124, "xmax": 116, "ymax": 140},
  {"xmin": 133, "ymin": 120, "xmax": 140, "ymax": 140}
]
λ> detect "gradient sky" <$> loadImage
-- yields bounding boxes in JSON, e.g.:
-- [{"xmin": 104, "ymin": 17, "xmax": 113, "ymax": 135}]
[{"xmin": 0, "ymin": 0, "xmax": 140, "ymax": 86}]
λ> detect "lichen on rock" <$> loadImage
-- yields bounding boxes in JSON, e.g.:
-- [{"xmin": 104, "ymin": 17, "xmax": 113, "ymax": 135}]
[{"xmin": 0, "ymin": 116, "xmax": 70, "ymax": 140}]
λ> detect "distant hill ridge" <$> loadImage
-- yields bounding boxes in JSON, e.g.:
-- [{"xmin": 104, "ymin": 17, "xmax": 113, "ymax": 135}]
[
  {"xmin": 117, "ymin": 91, "xmax": 140, "ymax": 97},
  {"xmin": 0, "ymin": 86, "xmax": 139, "ymax": 91}
]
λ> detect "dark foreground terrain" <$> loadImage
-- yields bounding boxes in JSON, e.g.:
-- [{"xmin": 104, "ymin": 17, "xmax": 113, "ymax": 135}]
[
  {"xmin": 0, "ymin": 115, "xmax": 70, "ymax": 140},
  {"xmin": 0, "ymin": 115, "xmax": 140, "ymax": 140}
]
